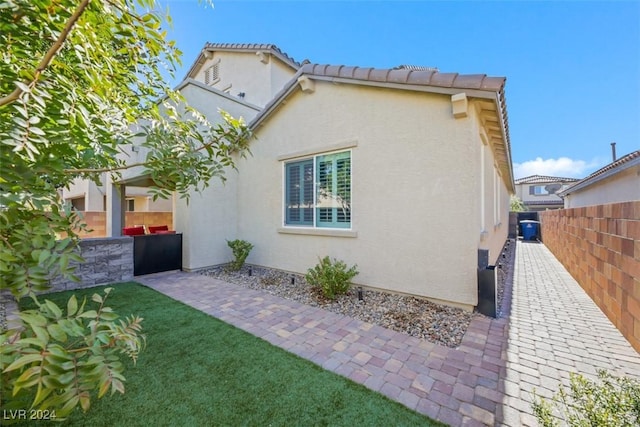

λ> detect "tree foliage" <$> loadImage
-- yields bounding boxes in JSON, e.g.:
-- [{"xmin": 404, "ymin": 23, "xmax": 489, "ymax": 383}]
[
  {"xmin": 1, "ymin": 289, "xmax": 145, "ymax": 419},
  {"xmin": 510, "ymin": 194, "xmax": 527, "ymax": 212},
  {"xmin": 532, "ymin": 370, "xmax": 640, "ymax": 427},
  {"xmin": 1, "ymin": 0, "xmax": 251, "ymax": 418}
]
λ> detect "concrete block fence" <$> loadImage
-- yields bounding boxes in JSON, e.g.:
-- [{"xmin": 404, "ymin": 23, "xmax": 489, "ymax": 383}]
[
  {"xmin": 539, "ymin": 201, "xmax": 640, "ymax": 352},
  {"xmin": 47, "ymin": 237, "xmax": 134, "ymax": 293}
]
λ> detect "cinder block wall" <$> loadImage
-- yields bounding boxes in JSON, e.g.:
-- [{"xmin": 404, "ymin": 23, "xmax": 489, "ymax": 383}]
[
  {"xmin": 539, "ymin": 201, "xmax": 640, "ymax": 353},
  {"xmin": 47, "ymin": 237, "xmax": 134, "ymax": 293},
  {"xmin": 74, "ymin": 211, "xmax": 173, "ymax": 238}
]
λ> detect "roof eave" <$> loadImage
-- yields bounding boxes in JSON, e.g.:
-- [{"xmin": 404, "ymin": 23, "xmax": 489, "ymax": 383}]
[
  {"xmin": 559, "ymin": 156, "xmax": 640, "ymax": 196},
  {"xmin": 250, "ymin": 70, "xmax": 514, "ymax": 195},
  {"xmin": 183, "ymin": 43, "xmax": 301, "ymax": 82},
  {"xmin": 494, "ymin": 89, "xmax": 515, "ymax": 193},
  {"xmin": 250, "ymin": 71, "xmax": 503, "ymax": 128},
  {"xmin": 182, "ymin": 51, "xmax": 208, "ymax": 82}
]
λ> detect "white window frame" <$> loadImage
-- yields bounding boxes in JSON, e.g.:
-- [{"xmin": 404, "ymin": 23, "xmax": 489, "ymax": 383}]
[{"xmin": 282, "ymin": 149, "xmax": 352, "ymax": 230}]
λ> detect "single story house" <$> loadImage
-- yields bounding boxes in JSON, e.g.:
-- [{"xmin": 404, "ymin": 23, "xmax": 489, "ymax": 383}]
[
  {"xmin": 112, "ymin": 43, "xmax": 515, "ymax": 311},
  {"xmin": 559, "ymin": 150, "xmax": 640, "ymax": 208}
]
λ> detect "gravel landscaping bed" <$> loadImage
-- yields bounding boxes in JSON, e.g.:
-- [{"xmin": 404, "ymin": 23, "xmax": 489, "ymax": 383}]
[
  {"xmin": 0, "ymin": 239, "xmax": 516, "ymax": 346},
  {"xmin": 202, "ymin": 238, "xmax": 516, "ymax": 348}
]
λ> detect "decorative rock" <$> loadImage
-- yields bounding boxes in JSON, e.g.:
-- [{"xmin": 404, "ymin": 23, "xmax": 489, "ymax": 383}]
[{"xmin": 202, "ymin": 248, "xmax": 515, "ymax": 349}]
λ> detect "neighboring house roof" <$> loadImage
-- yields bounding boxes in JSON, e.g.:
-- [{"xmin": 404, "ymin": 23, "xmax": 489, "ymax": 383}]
[
  {"xmin": 559, "ymin": 150, "xmax": 640, "ymax": 196},
  {"xmin": 183, "ymin": 43, "xmax": 301, "ymax": 81},
  {"xmin": 514, "ymin": 175, "xmax": 580, "ymax": 185},
  {"xmin": 250, "ymin": 63, "xmax": 514, "ymax": 191},
  {"xmin": 393, "ymin": 65, "xmax": 439, "ymax": 72}
]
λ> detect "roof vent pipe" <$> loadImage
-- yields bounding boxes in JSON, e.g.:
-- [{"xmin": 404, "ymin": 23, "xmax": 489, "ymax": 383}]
[{"xmin": 611, "ymin": 142, "xmax": 617, "ymax": 162}]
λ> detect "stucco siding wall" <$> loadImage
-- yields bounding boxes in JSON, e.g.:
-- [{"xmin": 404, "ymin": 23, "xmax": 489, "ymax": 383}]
[
  {"xmin": 270, "ymin": 59, "xmax": 298, "ymax": 98},
  {"xmin": 179, "ymin": 83, "xmax": 261, "ymax": 123},
  {"xmin": 118, "ymin": 82, "xmax": 260, "ymax": 186},
  {"xmin": 63, "ymin": 178, "xmax": 104, "ymax": 211},
  {"xmin": 176, "ymin": 172, "xmax": 238, "ymax": 270},
  {"xmin": 236, "ymin": 83, "xmax": 480, "ymax": 308},
  {"xmin": 171, "ymin": 83, "xmax": 256, "ymax": 270},
  {"xmin": 471, "ymin": 109, "xmax": 510, "ymax": 266},
  {"xmin": 518, "ymin": 183, "xmax": 563, "ymax": 204},
  {"xmin": 85, "ymin": 179, "xmax": 105, "ymax": 211},
  {"xmin": 195, "ymin": 52, "xmax": 295, "ymax": 108},
  {"xmin": 565, "ymin": 166, "xmax": 640, "ymax": 208},
  {"xmin": 63, "ymin": 177, "xmax": 89, "ymax": 200}
]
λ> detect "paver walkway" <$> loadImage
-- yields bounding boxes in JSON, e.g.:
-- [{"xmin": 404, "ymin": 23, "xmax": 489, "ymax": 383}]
[{"xmin": 135, "ymin": 241, "xmax": 639, "ymax": 426}]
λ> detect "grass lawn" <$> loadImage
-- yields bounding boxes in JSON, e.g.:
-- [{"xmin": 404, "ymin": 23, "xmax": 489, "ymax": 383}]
[{"xmin": 18, "ymin": 283, "xmax": 442, "ymax": 426}]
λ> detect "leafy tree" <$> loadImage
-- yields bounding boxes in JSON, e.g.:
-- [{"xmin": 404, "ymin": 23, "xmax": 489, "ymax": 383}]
[
  {"xmin": 0, "ymin": 0, "xmax": 250, "ymax": 419},
  {"xmin": 510, "ymin": 194, "xmax": 527, "ymax": 212}
]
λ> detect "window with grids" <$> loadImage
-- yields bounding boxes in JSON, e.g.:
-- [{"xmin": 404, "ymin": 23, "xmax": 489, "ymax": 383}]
[{"xmin": 285, "ymin": 151, "xmax": 351, "ymax": 228}]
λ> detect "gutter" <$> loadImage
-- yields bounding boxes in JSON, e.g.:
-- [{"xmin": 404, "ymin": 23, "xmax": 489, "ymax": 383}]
[
  {"xmin": 495, "ymin": 89, "xmax": 515, "ymax": 193},
  {"xmin": 559, "ymin": 156, "xmax": 640, "ymax": 196}
]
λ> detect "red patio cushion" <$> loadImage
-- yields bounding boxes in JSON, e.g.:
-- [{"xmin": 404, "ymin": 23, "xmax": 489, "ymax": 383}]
[
  {"xmin": 122, "ymin": 226, "xmax": 145, "ymax": 236},
  {"xmin": 148, "ymin": 225, "xmax": 169, "ymax": 234}
]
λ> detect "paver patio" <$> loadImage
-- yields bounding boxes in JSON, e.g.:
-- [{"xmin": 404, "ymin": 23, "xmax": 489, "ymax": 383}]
[{"xmin": 136, "ymin": 240, "xmax": 640, "ymax": 426}]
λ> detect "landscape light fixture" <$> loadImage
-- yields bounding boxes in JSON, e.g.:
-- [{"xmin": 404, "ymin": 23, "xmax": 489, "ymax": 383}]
[{"xmin": 358, "ymin": 287, "xmax": 364, "ymax": 301}]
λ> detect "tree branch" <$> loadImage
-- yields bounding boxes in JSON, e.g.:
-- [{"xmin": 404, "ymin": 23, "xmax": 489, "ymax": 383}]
[
  {"xmin": 62, "ymin": 135, "xmax": 244, "ymax": 174},
  {"xmin": 0, "ymin": 0, "xmax": 92, "ymax": 108}
]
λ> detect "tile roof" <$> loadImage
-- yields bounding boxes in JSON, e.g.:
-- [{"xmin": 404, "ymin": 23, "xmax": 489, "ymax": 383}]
[
  {"xmin": 250, "ymin": 62, "xmax": 514, "ymax": 191},
  {"xmin": 514, "ymin": 175, "xmax": 580, "ymax": 184},
  {"xmin": 294, "ymin": 64, "xmax": 506, "ymax": 91},
  {"xmin": 559, "ymin": 150, "xmax": 640, "ymax": 195},
  {"xmin": 183, "ymin": 43, "xmax": 301, "ymax": 81},
  {"xmin": 203, "ymin": 42, "xmax": 302, "ymax": 68},
  {"xmin": 393, "ymin": 65, "xmax": 439, "ymax": 72}
]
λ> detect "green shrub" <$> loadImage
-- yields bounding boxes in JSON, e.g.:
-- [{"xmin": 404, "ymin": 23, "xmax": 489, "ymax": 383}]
[
  {"xmin": 532, "ymin": 370, "xmax": 640, "ymax": 427},
  {"xmin": 305, "ymin": 256, "xmax": 358, "ymax": 300},
  {"xmin": 226, "ymin": 239, "xmax": 254, "ymax": 271}
]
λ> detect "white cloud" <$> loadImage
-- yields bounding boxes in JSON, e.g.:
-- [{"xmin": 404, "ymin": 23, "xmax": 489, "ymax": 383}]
[{"xmin": 513, "ymin": 157, "xmax": 603, "ymax": 179}]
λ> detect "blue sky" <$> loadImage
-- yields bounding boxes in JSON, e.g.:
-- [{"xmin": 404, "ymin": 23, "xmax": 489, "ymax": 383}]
[{"xmin": 158, "ymin": 0, "xmax": 639, "ymax": 179}]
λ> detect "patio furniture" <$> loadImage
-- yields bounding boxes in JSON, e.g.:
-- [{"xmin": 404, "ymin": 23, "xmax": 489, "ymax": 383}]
[
  {"xmin": 148, "ymin": 225, "xmax": 169, "ymax": 234},
  {"xmin": 123, "ymin": 226, "xmax": 145, "ymax": 236}
]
